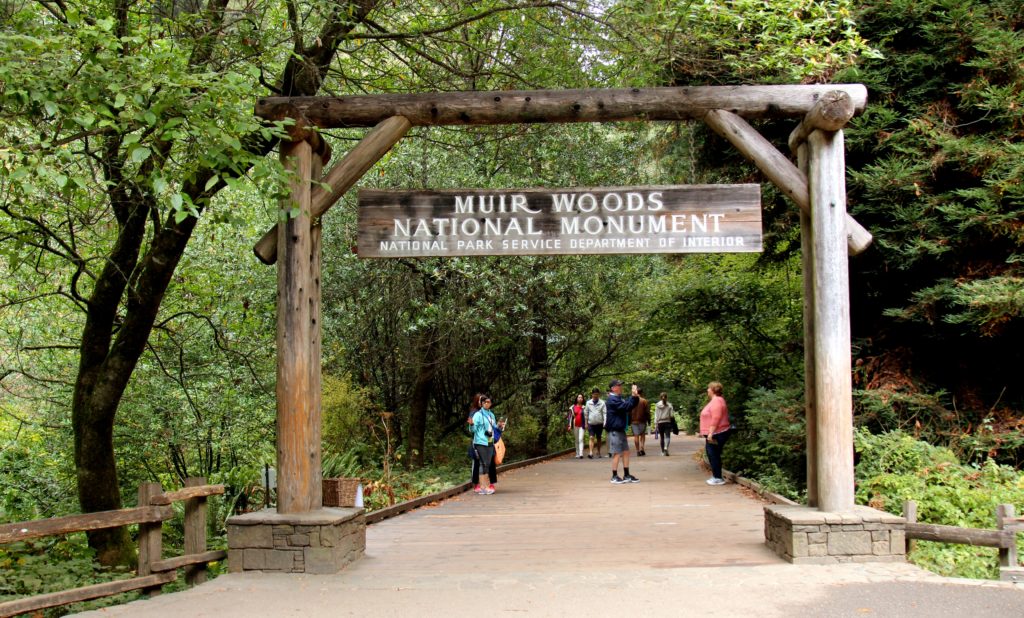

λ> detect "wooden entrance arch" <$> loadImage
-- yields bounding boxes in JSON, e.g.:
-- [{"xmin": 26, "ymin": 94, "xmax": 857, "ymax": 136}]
[{"xmin": 253, "ymin": 84, "xmax": 871, "ymax": 517}]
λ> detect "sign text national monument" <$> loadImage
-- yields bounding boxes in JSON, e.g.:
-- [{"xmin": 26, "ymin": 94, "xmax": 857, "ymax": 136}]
[{"xmin": 357, "ymin": 184, "xmax": 762, "ymax": 258}]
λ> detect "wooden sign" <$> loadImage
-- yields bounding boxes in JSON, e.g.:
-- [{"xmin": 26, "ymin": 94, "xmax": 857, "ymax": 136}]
[{"xmin": 357, "ymin": 185, "xmax": 761, "ymax": 258}]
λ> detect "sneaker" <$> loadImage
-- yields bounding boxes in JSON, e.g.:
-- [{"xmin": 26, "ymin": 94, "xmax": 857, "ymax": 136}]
[
  {"xmin": 485, "ymin": 485, "xmax": 496, "ymax": 494},
  {"xmin": 587, "ymin": 454, "xmax": 593, "ymax": 459},
  {"xmin": 706, "ymin": 477, "xmax": 726, "ymax": 486},
  {"xmin": 624, "ymin": 474, "xmax": 640, "ymax": 483},
  {"xmin": 474, "ymin": 485, "xmax": 484, "ymax": 494},
  {"xmin": 641, "ymin": 450, "xmax": 646, "ymax": 456},
  {"xmin": 611, "ymin": 474, "xmax": 625, "ymax": 484}
]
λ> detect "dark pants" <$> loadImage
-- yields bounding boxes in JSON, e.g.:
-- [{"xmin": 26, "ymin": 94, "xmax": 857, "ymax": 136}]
[
  {"xmin": 705, "ymin": 430, "xmax": 730, "ymax": 479},
  {"xmin": 657, "ymin": 421, "xmax": 673, "ymax": 450},
  {"xmin": 472, "ymin": 444, "xmax": 497, "ymax": 485}
]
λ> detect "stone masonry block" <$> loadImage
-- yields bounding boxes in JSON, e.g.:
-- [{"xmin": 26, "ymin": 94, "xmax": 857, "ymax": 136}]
[
  {"xmin": 227, "ymin": 549, "xmax": 244, "ymax": 573},
  {"xmin": 828, "ymin": 531, "xmax": 873, "ymax": 555},
  {"xmin": 808, "ymin": 532, "xmax": 827, "ymax": 544},
  {"xmin": 808, "ymin": 544, "xmax": 829, "ymax": 557},
  {"xmin": 320, "ymin": 525, "xmax": 338, "ymax": 547},
  {"xmin": 789, "ymin": 532, "xmax": 809, "ymax": 558},
  {"xmin": 288, "ymin": 533, "xmax": 310, "ymax": 547},
  {"xmin": 242, "ymin": 548, "xmax": 266, "ymax": 570},
  {"xmin": 304, "ymin": 547, "xmax": 342, "ymax": 574},
  {"xmin": 871, "ymin": 530, "xmax": 889, "ymax": 542},
  {"xmin": 228, "ymin": 524, "xmax": 273, "ymax": 549},
  {"xmin": 272, "ymin": 525, "xmax": 294, "ymax": 536},
  {"xmin": 890, "ymin": 530, "xmax": 906, "ymax": 555},
  {"xmin": 873, "ymin": 540, "xmax": 891, "ymax": 555}
]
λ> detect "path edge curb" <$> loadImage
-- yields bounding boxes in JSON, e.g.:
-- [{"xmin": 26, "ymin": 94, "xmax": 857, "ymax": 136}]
[{"xmin": 364, "ymin": 448, "xmax": 575, "ymax": 525}]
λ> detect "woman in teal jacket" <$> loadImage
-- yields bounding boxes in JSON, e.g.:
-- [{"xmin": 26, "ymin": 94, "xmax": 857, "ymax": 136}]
[{"xmin": 472, "ymin": 395, "xmax": 499, "ymax": 495}]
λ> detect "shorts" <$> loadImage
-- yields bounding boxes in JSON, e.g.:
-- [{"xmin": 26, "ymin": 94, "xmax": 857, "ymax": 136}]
[
  {"xmin": 588, "ymin": 424, "xmax": 604, "ymax": 439},
  {"xmin": 631, "ymin": 422, "xmax": 647, "ymax": 436},
  {"xmin": 608, "ymin": 430, "xmax": 628, "ymax": 454}
]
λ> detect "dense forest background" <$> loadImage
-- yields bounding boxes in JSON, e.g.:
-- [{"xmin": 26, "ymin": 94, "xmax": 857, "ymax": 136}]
[{"xmin": 1, "ymin": 0, "xmax": 1022, "ymax": 597}]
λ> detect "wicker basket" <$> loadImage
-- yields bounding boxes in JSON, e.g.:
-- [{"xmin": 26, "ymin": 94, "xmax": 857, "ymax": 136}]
[{"xmin": 322, "ymin": 477, "xmax": 361, "ymax": 507}]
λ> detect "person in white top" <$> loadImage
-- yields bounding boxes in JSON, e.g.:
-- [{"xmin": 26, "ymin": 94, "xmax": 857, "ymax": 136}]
[{"xmin": 654, "ymin": 392, "xmax": 675, "ymax": 455}]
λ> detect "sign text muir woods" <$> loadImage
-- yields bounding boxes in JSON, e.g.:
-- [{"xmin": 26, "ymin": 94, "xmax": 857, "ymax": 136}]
[{"xmin": 357, "ymin": 185, "xmax": 762, "ymax": 258}]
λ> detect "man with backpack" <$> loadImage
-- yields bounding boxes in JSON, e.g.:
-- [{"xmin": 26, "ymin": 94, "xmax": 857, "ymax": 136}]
[{"xmin": 584, "ymin": 388, "xmax": 606, "ymax": 459}]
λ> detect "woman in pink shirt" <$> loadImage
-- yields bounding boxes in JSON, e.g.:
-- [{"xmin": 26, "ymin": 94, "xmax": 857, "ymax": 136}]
[{"xmin": 699, "ymin": 381, "xmax": 731, "ymax": 486}]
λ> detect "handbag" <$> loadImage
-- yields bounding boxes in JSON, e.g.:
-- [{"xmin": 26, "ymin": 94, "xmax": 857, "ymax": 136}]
[
  {"xmin": 670, "ymin": 415, "xmax": 680, "ymax": 435},
  {"xmin": 494, "ymin": 437, "xmax": 506, "ymax": 465}
]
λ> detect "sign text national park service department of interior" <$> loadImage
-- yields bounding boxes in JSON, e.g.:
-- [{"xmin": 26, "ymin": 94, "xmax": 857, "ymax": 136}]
[{"xmin": 357, "ymin": 185, "xmax": 762, "ymax": 258}]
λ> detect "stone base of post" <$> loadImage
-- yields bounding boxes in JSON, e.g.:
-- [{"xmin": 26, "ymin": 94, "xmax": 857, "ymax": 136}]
[
  {"xmin": 227, "ymin": 508, "xmax": 365, "ymax": 574},
  {"xmin": 764, "ymin": 504, "xmax": 906, "ymax": 564}
]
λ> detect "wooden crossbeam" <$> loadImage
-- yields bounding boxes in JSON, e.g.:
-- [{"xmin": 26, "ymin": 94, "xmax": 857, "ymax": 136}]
[
  {"xmin": 255, "ymin": 84, "xmax": 868, "ymax": 128},
  {"xmin": 0, "ymin": 506, "xmax": 172, "ymax": 544},
  {"xmin": 703, "ymin": 108, "xmax": 872, "ymax": 255},
  {"xmin": 254, "ymin": 116, "xmax": 412, "ymax": 265},
  {"xmin": 148, "ymin": 484, "xmax": 225, "ymax": 506},
  {"xmin": 0, "ymin": 572, "xmax": 176, "ymax": 618}
]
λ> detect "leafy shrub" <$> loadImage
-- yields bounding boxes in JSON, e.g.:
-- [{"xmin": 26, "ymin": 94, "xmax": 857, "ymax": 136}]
[
  {"xmin": 0, "ymin": 538, "xmax": 138, "ymax": 616},
  {"xmin": 854, "ymin": 429, "xmax": 1024, "ymax": 579},
  {"xmin": 725, "ymin": 386, "xmax": 807, "ymax": 488}
]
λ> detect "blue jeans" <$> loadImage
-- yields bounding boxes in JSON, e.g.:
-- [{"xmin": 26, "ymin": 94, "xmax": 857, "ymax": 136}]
[{"xmin": 705, "ymin": 430, "xmax": 730, "ymax": 479}]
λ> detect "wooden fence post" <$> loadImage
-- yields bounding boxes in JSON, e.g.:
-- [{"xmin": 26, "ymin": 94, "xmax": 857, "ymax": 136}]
[
  {"xmin": 996, "ymin": 503, "xmax": 1018, "ymax": 568},
  {"xmin": 137, "ymin": 482, "xmax": 164, "ymax": 596},
  {"xmin": 903, "ymin": 500, "xmax": 917, "ymax": 554},
  {"xmin": 183, "ymin": 477, "xmax": 207, "ymax": 585}
]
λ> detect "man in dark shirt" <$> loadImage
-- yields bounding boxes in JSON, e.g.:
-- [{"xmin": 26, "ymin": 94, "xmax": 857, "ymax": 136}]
[
  {"xmin": 630, "ymin": 387, "xmax": 651, "ymax": 456},
  {"xmin": 604, "ymin": 379, "xmax": 639, "ymax": 484}
]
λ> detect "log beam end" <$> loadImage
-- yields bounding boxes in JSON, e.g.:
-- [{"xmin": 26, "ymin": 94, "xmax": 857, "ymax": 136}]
[{"xmin": 789, "ymin": 90, "xmax": 859, "ymax": 153}]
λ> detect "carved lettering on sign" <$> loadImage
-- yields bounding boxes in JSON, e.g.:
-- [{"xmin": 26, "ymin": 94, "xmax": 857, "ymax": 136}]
[{"xmin": 357, "ymin": 185, "xmax": 761, "ymax": 258}]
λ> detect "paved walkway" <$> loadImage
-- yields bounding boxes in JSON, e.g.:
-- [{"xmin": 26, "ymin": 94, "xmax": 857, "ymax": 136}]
[{"xmin": 80, "ymin": 436, "xmax": 1024, "ymax": 617}]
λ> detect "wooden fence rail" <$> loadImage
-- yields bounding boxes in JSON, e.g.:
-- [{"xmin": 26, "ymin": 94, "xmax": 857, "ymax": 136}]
[
  {"xmin": 903, "ymin": 500, "xmax": 1024, "ymax": 583},
  {"xmin": 0, "ymin": 477, "xmax": 226, "ymax": 618}
]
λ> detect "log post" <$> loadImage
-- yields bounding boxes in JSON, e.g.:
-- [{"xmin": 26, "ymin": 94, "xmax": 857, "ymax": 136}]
[
  {"xmin": 797, "ymin": 144, "xmax": 818, "ymax": 508},
  {"xmin": 903, "ymin": 500, "xmax": 917, "ymax": 554},
  {"xmin": 703, "ymin": 109, "xmax": 871, "ymax": 256},
  {"xmin": 136, "ymin": 482, "xmax": 164, "ymax": 596},
  {"xmin": 183, "ymin": 477, "xmax": 207, "ymax": 585},
  {"xmin": 309, "ymin": 153, "xmax": 324, "ymax": 507},
  {"xmin": 276, "ymin": 138, "xmax": 321, "ymax": 513},
  {"xmin": 808, "ymin": 128, "xmax": 855, "ymax": 513},
  {"xmin": 254, "ymin": 116, "xmax": 412, "ymax": 264},
  {"xmin": 997, "ymin": 504, "xmax": 1018, "ymax": 568}
]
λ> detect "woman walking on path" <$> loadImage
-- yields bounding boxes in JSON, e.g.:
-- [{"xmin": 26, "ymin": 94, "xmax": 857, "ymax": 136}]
[
  {"xmin": 700, "ymin": 382, "xmax": 732, "ymax": 485},
  {"xmin": 472, "ymin": 395, "xmax": 499, "ymax": 494},
  {"xmin": 568, "ymin": 394, "xmax": 587, "ymax": 459},
  {"xmin": 585, "ymin": 388, "xmax": 606, "ymax": 458},
  {"xmin": 466, "ymin": 393, "xmax": 485, "ymax": 489},
  {"xmin": 654, "ymin": 392, "xmax": 675, "ymax": 455}
]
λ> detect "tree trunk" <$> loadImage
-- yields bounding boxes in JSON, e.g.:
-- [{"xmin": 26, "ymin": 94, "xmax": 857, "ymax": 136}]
[
  {"xmin": 405, "ymin": 330, "xmax": 439, "ymax": 469},
  {"xmin": 528, "ymin": 324, "xmax": 550, "ymax": 456},
  {"xmin": 68, "ymin": 0, "xmax": 379, "ymax": 565}
]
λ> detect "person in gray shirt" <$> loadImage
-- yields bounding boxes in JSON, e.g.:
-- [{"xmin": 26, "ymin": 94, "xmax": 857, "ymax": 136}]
[{"xmin": 584, "ymin": 388, "xmax": 606, "ymax": 459}]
